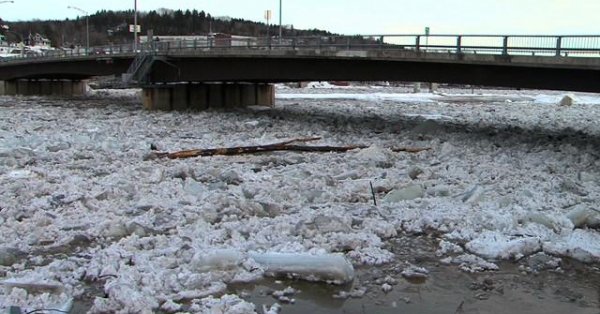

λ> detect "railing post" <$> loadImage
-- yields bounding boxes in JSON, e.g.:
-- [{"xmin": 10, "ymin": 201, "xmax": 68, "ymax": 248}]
[
  {"xmin": 416, "ymin": 35, "xmax": 421, "ymax": 51},
  {"xmin": 502, "ymin": 36, "xmax": 509, "ymax": 55},
  {"xmin": 556, "ymin": 36, "xmax": 562, "ymax": 56},
  {"xmin": 456, "ymin": 36, "xmax": 462, "ymax": 53}
]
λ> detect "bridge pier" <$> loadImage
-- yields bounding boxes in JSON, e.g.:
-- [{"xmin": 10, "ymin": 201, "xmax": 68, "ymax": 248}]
[
  {"xmin": 0, "ymin": 80, "xmax": 87, "ymax": 97},
  {"xmin": 142, "ymin": 83, "xmax": 275, "ymax": 111}
]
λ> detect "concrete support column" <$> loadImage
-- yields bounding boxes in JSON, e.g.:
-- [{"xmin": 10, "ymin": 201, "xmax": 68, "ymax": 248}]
[
  {"xmin": 142, "ymin": 82, "xmax": 275, "ymax": 111},
  {"xmin": 4, "ymin": 81, "xmax": 17, "ymax": 96},
  {"xmin": 256, "ymin": 84, "xmax": 275, "ymax": 106},
  {"xmin": 0, "ymin": 79, "xmax": 87, "ymax": 97}
]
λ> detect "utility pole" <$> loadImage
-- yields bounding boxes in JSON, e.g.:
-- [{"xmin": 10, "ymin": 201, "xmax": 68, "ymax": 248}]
[
  {"xmin": 67, "ymin": 6, "xmax": 89, "ymax": 55},
  {"xmin": 134, "ymin": 0, "xmax": 138, "ymax": 52},
  {"xmin": 279, "ymin": 0, "xmax": 282, "ymax": 42}
]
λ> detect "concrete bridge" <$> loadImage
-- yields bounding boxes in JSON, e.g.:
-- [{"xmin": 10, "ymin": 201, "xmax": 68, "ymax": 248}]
[{"xmin": 1, "ymin": 34, "xmax": 599, "ymax": 110}]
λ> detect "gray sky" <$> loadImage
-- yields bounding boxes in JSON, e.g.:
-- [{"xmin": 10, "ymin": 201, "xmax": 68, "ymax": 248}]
[{"xmin": 1, "ymin": 0, "xmax": 599, "ymax": 35}]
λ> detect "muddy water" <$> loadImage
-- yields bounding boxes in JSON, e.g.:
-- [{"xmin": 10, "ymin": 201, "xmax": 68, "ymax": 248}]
[{"xmin": 231, "ymin": 236, "xmax": 600, "ymax": 314}]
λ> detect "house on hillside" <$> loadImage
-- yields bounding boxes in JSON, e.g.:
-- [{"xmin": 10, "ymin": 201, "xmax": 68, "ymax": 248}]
[{"xmin": 25, "ymin": 33, "xmax": 52, "ymax": 48}]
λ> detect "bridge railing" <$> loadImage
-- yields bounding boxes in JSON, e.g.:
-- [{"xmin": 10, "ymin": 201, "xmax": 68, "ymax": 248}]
[{"xmin": 1, "ymin": 34, "xmax": 600, "ymax": 63}]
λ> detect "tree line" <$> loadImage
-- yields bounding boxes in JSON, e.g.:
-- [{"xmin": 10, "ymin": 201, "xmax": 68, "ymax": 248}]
[{"xmin": 0, "ymin": 9, "xmax": 334, "ymax": 47}]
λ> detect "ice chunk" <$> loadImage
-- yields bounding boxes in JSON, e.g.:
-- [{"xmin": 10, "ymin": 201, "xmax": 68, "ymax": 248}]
[
  {"xmin": 444, "ymin": 254, "xmax": 499, "ymax": 273},
  {"xmin": 461, "ymin": 185, "xmax": 485, "ymax": 204},
  {"xmin": 0, "ymin": 247, "xmax": 26, "ymax": 267},
  {"xmin": 249, "ymin": 252, "xmax": 355, "ymax": 284},
  {"xmin": 465, "ymin": 231, "xmax": 541, "ymax": 260},
  {"xmin": 192, "ymin": 249, "xmax": 243, "ymax": 272},
  {"xmin": 566, "ymin": 205, "xmax": 600, "ymax": 228},
  {"xmin": 354, "ymin": 146, "xmax": 391, "ymax": 167},
  {"xmin": 544, "ymin": 229, "xmax": 600, "ymax": 263},
  {"xmin": 383, "ymin": 185, "xmax": 424, "ymax": 203},
  {"xmin": 559, "ymin": 94, "xmax": 576, "ymax": 106}
]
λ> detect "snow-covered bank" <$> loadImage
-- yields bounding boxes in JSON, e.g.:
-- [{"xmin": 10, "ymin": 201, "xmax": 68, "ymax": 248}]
[{"xmin": 1, "ymin": 87, "xmax": 600, "ymax": 313}]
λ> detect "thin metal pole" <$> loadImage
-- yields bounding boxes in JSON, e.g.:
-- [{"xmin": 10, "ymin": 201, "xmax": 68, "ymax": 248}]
[
  {"xmin": 134, "ymin": 0, "xmax": 138, "ymax": 52},
  {"xmin": 86, "ymin": 15, "xmax": 89, "ymax": 55},
  {"xmin": 279, "ymin": 0, "xmax": 282, "ymax": 43}
]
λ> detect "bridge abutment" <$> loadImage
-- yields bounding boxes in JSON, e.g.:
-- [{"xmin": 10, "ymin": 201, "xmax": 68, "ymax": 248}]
[
  {"xmin": 0, "ymin": 80, "xmax": 87, "ymax": 97},
  {"xmin": 142, "ymin": 83, "xmax": 274, "ymax": 111}
]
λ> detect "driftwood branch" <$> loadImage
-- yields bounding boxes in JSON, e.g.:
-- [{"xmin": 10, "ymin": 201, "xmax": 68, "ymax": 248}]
[{"xmin": 150, "ymin": 137, "xmax": 430, "ymax": 160}]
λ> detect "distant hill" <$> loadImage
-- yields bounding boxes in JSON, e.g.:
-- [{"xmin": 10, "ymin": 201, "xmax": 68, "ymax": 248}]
[{"xmin": 1, "ymin": 9, "xmax": 334, "ymax": 48}]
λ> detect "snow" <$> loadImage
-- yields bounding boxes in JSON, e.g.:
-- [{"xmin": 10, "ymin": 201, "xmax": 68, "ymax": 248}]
[{"xmin": 1, "ymin": 86, "xmax": 600, "ymax": 312}]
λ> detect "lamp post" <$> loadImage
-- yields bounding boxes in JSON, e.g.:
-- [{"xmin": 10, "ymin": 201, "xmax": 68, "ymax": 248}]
[
  {"xmin": 67, "ymin": 6, "xmax": 89, "ymax": 55},
  {"xmin": 133, "ymin": 0, "xmax": 138, "ymax": 52},
  {"xmin": 278, "ymin": 0, "xmax": 282, "ymax": 42},
  {"xmin": 0, "ymin": 1, "xmax": 14, "ymax": 4}
]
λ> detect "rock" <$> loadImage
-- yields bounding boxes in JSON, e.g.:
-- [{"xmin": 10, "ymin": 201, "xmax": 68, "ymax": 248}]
[
  {"xmin": 407, "ymin": 166, "xmax": 423, "ymax": 180},
  {"xmin": 558, "ymin": 94, "xmax": 576, "ymax": 106},
  {"xmin": 0, "ymin": 247, "xmax": 25, "ymax": 266},
  {"xmin": 383, "ymin": 185, "xmax": 424, "ymax": 203}
]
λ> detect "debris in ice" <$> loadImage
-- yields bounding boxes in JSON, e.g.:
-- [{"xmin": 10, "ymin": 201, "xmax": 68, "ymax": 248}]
[
  {"xmin": 543, "ymin": 229, "xmax": 600, "ymax": 263},
  {"xmin": 383, "ymin": 184, "xmax": 424, "ymax": 203},
  {"xmin": 566, "ymin": 205, "xmax": 600, "ymax": 229},
  {"xmin": 249, "ymin": 252, "xmax": 355, "ymax": 284},
  {"xmin": 465, "ymin": 231, "xmax": 541, "ymax": 260}
]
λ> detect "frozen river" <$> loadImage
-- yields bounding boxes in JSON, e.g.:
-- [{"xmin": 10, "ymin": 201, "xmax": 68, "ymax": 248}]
[{"xmin": 1, "ymin": 85, "xmax": 600, "ymax": 313}]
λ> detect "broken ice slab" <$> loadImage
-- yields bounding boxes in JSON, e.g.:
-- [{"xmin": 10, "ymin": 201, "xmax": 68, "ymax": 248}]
[
  {"xmin": 0, "ymin": 280, "xmax": 64, "ymax": 294},
  {"xmin": 249, "ymin": 252, "xmax": 355, "ymax": 285}
]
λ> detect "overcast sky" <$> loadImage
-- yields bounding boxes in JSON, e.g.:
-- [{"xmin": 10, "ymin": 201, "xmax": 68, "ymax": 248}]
[{"xmin": 1, "ymin": 0, "xmax": 599, "ymax": 35}]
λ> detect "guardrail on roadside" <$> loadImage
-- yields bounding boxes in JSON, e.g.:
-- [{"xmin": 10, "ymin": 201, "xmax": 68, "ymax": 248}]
[{"xmin": 2, "ymin": 34, "xmax": 600, "ymax": 63}]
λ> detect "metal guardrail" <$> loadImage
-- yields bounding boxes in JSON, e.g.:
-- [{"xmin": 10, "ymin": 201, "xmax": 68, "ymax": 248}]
[{"xmin": 2, "ymin": 34, "xmax": 600, "ymax": 63}]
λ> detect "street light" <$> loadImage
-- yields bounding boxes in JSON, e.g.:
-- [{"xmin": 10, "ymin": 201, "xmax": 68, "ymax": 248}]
[
  {"xmin": 278, "ymin": 0, "xmax": 282, "ymax": 42},
  {"xmin": 67, "ymin": 5, "xmax": 89, "ymax": 55},
  {"xmin": 0, "ymin": 1, "xmax": 14, "ymax": 4},
  {"xmin": 133, "ymin": 0, "xmax": 138, "ymax": 52}
]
